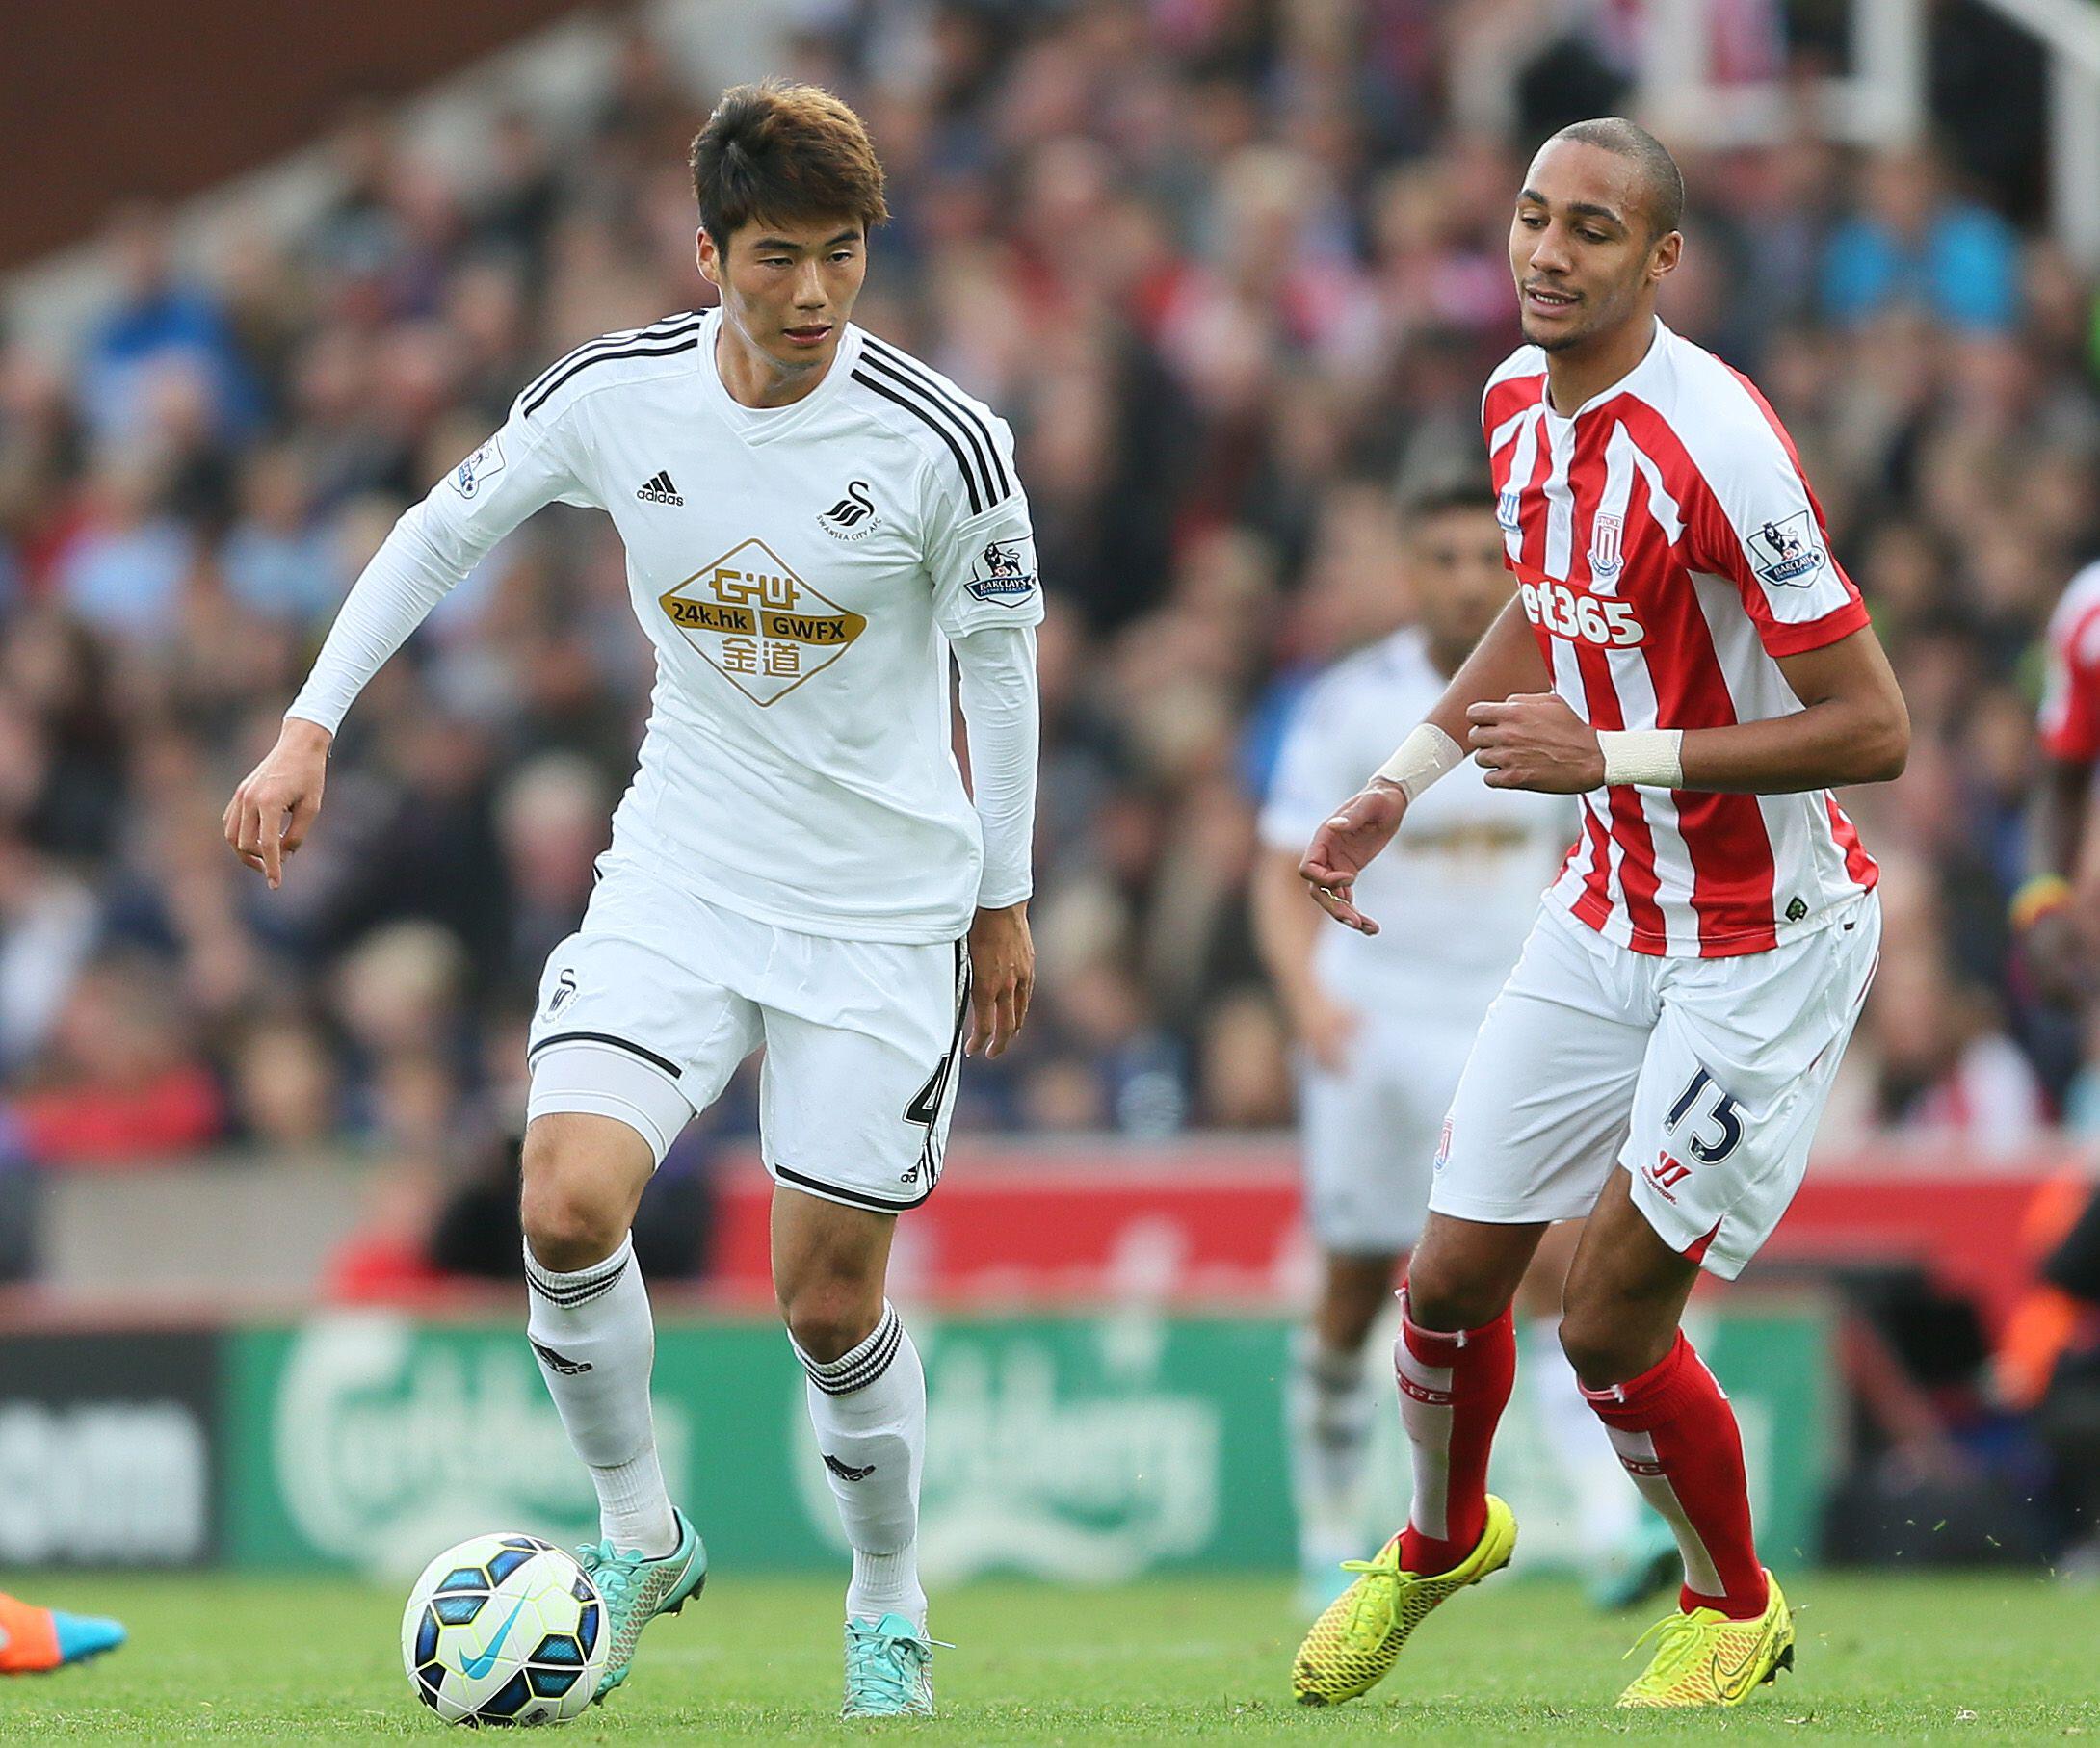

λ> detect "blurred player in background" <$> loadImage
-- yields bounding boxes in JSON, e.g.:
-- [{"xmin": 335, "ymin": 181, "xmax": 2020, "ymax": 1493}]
[
  {"xmin": 224, "ymin": 81, "xmax": 1040, "ymax": 1718},
  {"xmin": 0, "ymin": 1592, "xmax": 122, "ymax": 1674},
  {"xmin": 1255, "ymin": 478, "xmax": 1669, "ymax": 1614},
  {"xmin": 1291, "ymin": 118, "xmax": 1907, "ymax": 1709},
  {"xmin": 2022, "ymin": 555, "xmax": 2100, "ymax": 996}
]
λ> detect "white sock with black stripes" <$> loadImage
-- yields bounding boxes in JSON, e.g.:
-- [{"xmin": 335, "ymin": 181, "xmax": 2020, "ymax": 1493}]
[
  {"xmin": 795, "ymin": 1301, "xmax": 927, "ymax": 1630},
  {"xmin": 525, "ymin": 1235, "xmax": 678, "ymax": 1559}
]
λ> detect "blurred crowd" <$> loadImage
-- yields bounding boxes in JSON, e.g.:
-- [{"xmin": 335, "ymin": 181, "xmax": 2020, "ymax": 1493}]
[{"xmin": 0, "ymin": 0, "xmax": 2094, "ymax": 1250}]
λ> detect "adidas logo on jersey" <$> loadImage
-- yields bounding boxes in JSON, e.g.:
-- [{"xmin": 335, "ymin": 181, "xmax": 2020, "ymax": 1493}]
[{"xmin": 636, "ymin": 470, "xmax": 684, "ymax": 506}]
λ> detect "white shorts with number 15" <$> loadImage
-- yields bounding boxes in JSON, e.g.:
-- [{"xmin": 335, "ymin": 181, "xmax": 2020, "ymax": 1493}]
[{"xmin": 1428, "ymin": 892, "xmax": 1879, "ymax": 1278}]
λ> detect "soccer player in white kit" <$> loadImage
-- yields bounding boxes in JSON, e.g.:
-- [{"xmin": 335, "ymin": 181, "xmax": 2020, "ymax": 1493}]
[
  {"xmin": 223, "ymin": 83, "xmax": 1040, "ymax": 1717},
  {"xmin": 1256, "ymin": 481, "xmax": 1645, "ymax": 1609},
  {"xmin": 1289, "ymin": 119, "xmax": 1909, "ymax": 1709}
]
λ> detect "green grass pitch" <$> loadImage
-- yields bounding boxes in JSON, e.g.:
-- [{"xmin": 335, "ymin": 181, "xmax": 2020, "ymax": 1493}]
[{"xmin": 0, "ymin": 1572, "xmax": 2092, "ymax": 1743}]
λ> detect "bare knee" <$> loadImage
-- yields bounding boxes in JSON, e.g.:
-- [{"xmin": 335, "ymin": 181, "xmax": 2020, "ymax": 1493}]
[
  {"xmin": 1403, "ymin": 1219, "xmax": 1537, "ymax": 1332},
  {"xmin": 519, "ymin": 1119, "xmax": 644, "ymax": 1272},
  {"xmin": 779, "ymin": 1280, "xmax": 882, "ymax": 1364},
  {"xmin": 1557, "ymin": 1301, "xmax": 1673, "ymax": 1391}
]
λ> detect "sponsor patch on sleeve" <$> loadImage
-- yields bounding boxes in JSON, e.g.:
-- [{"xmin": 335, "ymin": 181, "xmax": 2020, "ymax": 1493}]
[
  {"xmin": 1745, "ymin": 509, "xmax": 1825, "ymax": 588},
  {"xmin": 963, "ymin": 536, "xmax": 1038, "ymax": 605},
  {"xmin": 449, "ymin": 431, "xmax": 507, "ymax": 500}
]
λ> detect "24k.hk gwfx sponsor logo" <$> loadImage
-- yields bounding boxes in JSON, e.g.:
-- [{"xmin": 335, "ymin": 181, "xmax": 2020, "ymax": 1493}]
[{"xmin": 658, "ymin": 538, "xmax": 867, "ymax": 706}]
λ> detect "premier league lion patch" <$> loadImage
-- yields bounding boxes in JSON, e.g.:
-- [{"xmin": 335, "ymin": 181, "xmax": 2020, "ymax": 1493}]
[
  {"xmin": 964, "ymin": 537, "xmax": 1037, "ymax": 606},
  {"xmin": 450, "ymin": 432, "xmax": 507, "ymax": 500}
]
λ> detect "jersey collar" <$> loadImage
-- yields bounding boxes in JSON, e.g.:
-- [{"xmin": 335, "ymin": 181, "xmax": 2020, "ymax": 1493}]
[
  {"xmin": 697, "ymin": 309, "xmax": 865, "ymax": 445},
  {"xmin": 1539, "ymin": 319, "xmax": 1670, "ymax": 429}
]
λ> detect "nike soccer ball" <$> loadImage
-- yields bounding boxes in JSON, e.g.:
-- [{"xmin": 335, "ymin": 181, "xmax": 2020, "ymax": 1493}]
[{"xmin": 401, "ymin": 1532, "xmax": 608, "ymax": 1726}]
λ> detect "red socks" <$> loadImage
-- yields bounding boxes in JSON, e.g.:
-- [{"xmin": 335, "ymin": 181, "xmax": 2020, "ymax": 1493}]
[
  {"xmin": 1394, "ymin": 1290, "xmax": 1516, "ymax": 1577},
  {"xmin": 1582, "ymin": 1330, "xmax": 1769, "ymax": 1619}
]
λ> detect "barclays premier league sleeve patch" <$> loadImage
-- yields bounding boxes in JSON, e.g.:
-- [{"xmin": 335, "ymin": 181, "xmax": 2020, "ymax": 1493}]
[
  {"xmin": 963, "ymin": 536, "xmax": 1037, "ymax": 606},
  {"xmin": 1745, "ymin": 510, "xmax": 1824, "ymax": 588},
  {"xmin": 449, "ymin": 431, "xmax": 507, "ymax": 500}
]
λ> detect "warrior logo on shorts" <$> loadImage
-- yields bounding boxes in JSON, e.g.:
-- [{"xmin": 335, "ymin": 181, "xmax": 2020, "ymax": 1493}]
[{"xmin": 544, "ymin": 969, "xmax": 578, "ymax": 1020}]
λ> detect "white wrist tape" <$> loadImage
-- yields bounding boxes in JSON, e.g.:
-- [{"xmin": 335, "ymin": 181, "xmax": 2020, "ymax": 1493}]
[
  {"xmin": 1598, "ymin": 728, "xmax": 1685, "ymax": 789},
  {"xmin": 1373, "ymin": 723, "xmax": 1465, "ymax": 802}
]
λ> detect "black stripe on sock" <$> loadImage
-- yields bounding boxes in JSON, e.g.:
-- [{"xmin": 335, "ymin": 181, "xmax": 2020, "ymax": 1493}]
[
  {"xmin": 802, "ymin": 1310, "xmax": 904, "ymax": 1395},
  {"xmin": 525, "ymin": 1250, "xmax": 630, "ymax": 1307}
]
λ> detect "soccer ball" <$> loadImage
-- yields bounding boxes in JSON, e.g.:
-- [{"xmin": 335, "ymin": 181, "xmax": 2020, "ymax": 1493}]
[{"xmin": 401, "ymin": 1532, "xmax": 607, "ymax": 1726}]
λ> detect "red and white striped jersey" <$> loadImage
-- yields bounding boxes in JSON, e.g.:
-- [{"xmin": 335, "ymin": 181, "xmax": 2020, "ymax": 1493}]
[
  {"xmin": 1483, "ymin": 322, "xmax": 1877, "ymax": 959},
  {"xmin": 2039, "ymin": 561, "xmax": 2100, "ymax": 763}
]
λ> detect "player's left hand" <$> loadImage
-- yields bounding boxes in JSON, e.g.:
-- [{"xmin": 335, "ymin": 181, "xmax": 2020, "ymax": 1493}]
[
  {"xmin": 1466, "ymin": 693, "xmax": 1605, "ymax": 793},
  {"xmin": 966, "ymin": 900, "xmax": 1034, "ymax": 1059}
]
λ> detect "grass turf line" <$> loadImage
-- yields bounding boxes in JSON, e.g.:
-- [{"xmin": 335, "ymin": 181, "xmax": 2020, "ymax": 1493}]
[{"xmin": 0, "ymin": 1573, "xmax": 2092, "ymax": 1743}]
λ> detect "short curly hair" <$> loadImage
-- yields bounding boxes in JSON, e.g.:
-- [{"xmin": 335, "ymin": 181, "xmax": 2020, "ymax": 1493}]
[{"xmin": 689, "ymin": 80, "xmax": 889, "ymax": 249}]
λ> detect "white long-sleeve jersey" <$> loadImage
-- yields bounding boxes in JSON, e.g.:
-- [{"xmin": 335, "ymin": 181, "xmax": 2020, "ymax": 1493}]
[{"xmin": 290, "ymin": 309, "xmax": 1042, "ymax": 944}]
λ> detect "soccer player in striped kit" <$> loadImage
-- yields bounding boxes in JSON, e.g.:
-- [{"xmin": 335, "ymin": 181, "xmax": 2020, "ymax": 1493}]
[{"xmin": 1290, "ymin": 118, "xmax": 1908, "ymax": 1709}]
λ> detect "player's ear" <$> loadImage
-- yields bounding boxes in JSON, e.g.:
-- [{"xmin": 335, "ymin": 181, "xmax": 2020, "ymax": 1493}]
[
  {"xmin": 1648, "ymin": 227, "xmax": 1683, "ymax": 286},
  {"xmin": 696, "ymin": 227, "xmax": 719, "ymax": 287}
]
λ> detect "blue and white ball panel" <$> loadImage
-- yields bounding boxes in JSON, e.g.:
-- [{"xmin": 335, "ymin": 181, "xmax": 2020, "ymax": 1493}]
[{"xmin": 400, "ymin": 1532, "xmax": 607, "ymax": 1726}]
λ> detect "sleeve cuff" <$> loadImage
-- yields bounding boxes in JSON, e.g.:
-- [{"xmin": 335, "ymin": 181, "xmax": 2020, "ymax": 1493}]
[{"xmin": 1757, "ymin": 596, "xmax": 1871, "ymax": 658}]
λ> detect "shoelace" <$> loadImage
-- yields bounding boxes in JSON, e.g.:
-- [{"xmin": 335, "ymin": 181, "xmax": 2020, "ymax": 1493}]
[
  {"xmin": 578, "ymin": 1541, "xmax": 640, "ymax": 1612},
  {"xmin": 1334, "ymin": 1551, "xmax": 1402, "ymax": 1640},
  {"xmin": 1623, "ymin": 1609, "xmax": 1706, "ymax": 1679},
  {"xmin": 845, "ymin": 1626, "xmax": 927, "ymax": 1706}
]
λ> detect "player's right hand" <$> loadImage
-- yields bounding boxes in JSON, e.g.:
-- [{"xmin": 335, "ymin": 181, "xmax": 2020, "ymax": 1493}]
[
  {"xmin": 1299, "ymin": 781, "xmax": 1406, "ymax": 935},
  {"xmin": 223, "ymin": 717, "xmax": 333, "ymax": 891}
]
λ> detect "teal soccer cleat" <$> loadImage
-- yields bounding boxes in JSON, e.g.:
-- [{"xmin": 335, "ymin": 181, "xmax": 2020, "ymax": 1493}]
[
  {"xmin": 577, "ymin": 1509, "xmax": 707, "ymax": 1701},
  {"xmin": 841, "ymin": 1613, "xmax": 938, "ymax": 1717}
]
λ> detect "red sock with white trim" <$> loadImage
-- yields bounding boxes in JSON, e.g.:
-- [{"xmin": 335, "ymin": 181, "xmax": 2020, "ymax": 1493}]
[
  {"xmin": 1582, "ymin": 1330, "xmax": 1769, "ymax": 1620},
  {"xmin": 1394, "ymin": 1288, "xmax": 1516, "ymax": 1577}
]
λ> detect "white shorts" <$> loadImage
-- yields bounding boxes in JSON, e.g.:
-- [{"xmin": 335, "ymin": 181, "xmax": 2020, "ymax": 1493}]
[
  {"xmin": 1428, "ymin": 893, "xmax": 1880, "ymax": 1279},
  {"xmin": 525, "ymin": 856, "xmax": 971, "ymax": 1213},
  {"xmin": 1300, "ymin": 1014, "xmax": 1481, "ymax": 1256}
]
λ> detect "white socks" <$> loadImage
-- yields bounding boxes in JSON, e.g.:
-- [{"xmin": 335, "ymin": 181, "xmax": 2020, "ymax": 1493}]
[
  {"xmin": 1522, "ymin": 1317, "xmax": 1638, "ymax": 1559},
  {"xmin": 525, "ymin": 1236, "xmax": 678, "ymax": 1558},
  {"xmin": 1286, "ymin": 1330, "xmax": 1376, "ymax": 1571},
  {"xmin": 795, "ymin": 1301, "xmax": 928, "ymax": 1631}
]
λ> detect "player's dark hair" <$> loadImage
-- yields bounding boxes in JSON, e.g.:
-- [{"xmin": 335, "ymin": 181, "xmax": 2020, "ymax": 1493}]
[
  {"xmin": 689, "ymin": 80, "xmax": 889, "ymax": 249},
  {"xmin": 1401, "ymin": 474, "xmax": 1500, "ymax": 523},
  {"xmin": 1550, "ymin": 117, "xmax": 1684, "ymax": 240}
]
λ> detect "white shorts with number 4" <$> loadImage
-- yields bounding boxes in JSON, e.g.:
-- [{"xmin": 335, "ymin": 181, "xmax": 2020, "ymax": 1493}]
[
  {"xmin": 1428, "ymin": 893, "xmax": 1880, "ymax": 1278},
  {"xmin": 525, "ymin": 855, "xmax": 970, "ymax": 1213}
]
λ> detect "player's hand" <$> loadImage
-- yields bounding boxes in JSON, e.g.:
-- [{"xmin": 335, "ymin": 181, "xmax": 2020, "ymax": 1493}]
[
  {"xmin": 1290, "ymin": 987, "xmax": 1360, "ymax": 1074},
  {"xmin": 2021, "ymin": 905, "xmax": 2087, "ymax": 1006},
  {"xmin": 223, "ymin": 717, "xmax": 333, "ymax": 890},
  {"xmin": 1467, "ymin": 692, "xmax": 1604, "ymax": 793},
  {"xmin": 966, "ymin": 900, "xmax": 1033, "ymax": 1059},
  {"xmin": 1299, "ymin": 781, "xmax": 1407, "ymax": 935}
]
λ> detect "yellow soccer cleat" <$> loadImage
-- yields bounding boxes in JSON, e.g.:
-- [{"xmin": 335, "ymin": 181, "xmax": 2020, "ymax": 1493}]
[
  {"xmin": 1291, "ymin": 1496, "xmax": 1517, "ymax": 1706},
  {"xmin": 1615, "ymin": 1569, "xmax": 1795, "ymax": 1709}
]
